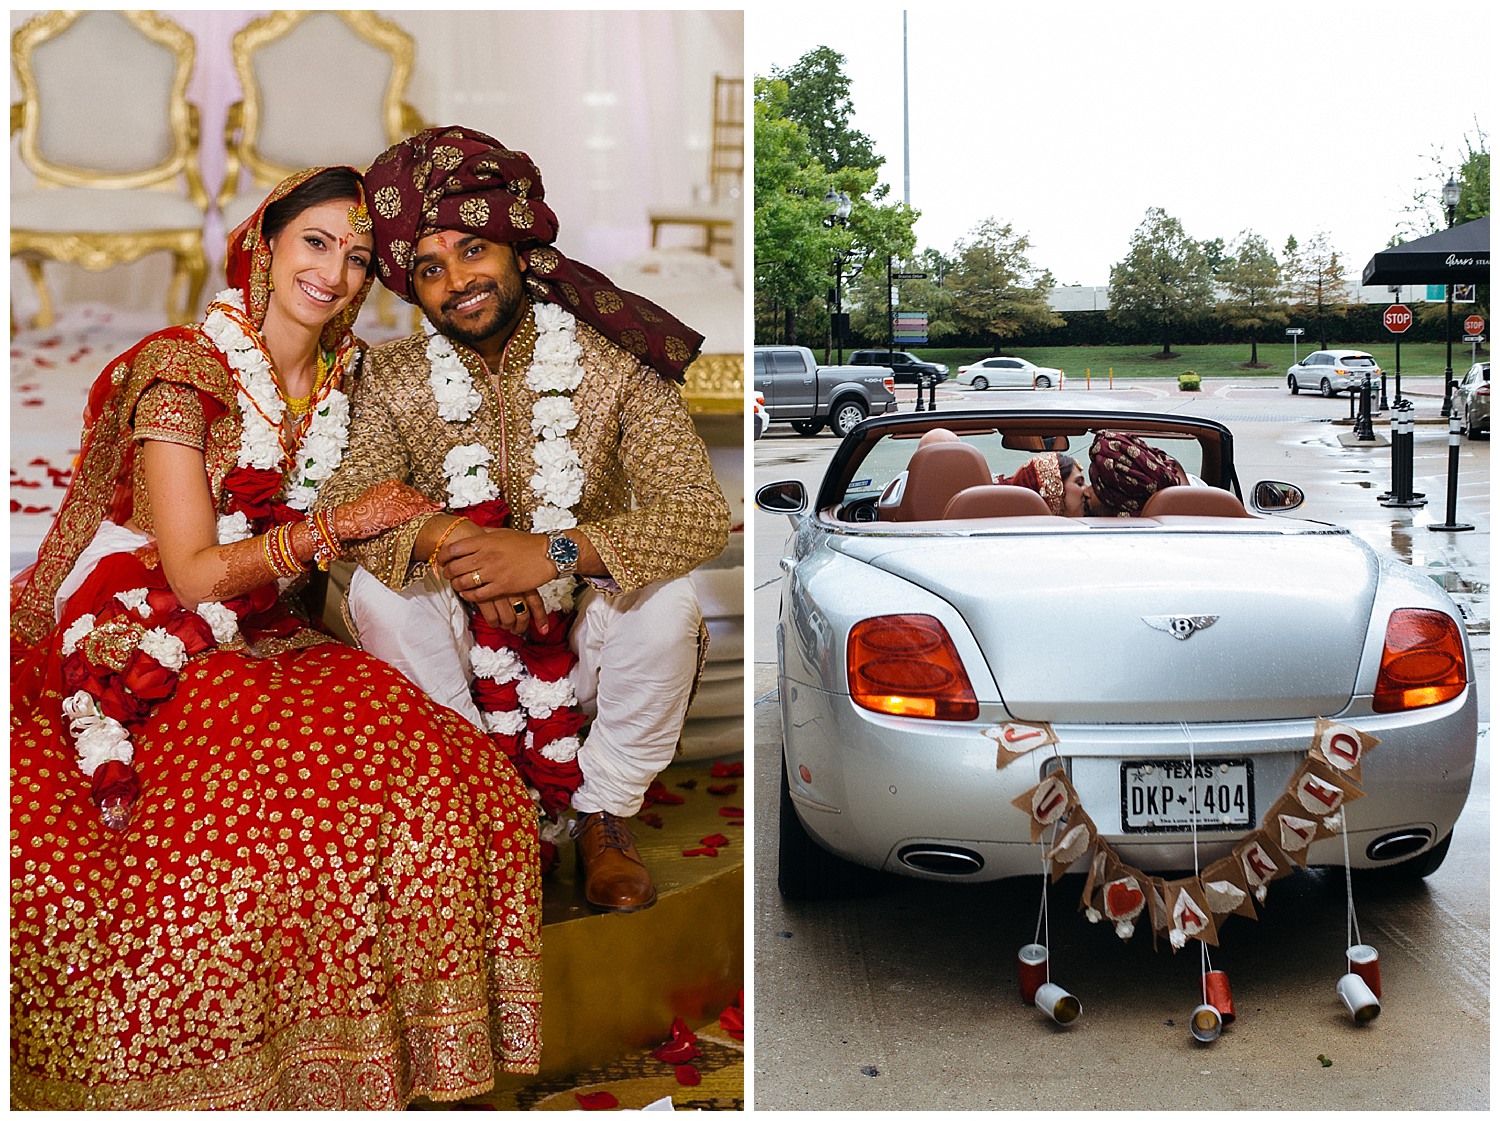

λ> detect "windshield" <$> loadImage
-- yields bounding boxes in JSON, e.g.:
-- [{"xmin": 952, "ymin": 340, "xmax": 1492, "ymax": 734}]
[
  {"xmin": 841, "ymin": 425, "xmax": 1209, "ymax": 507},
  {"xmin": 1341, "ymin": 356, "xmax": 1378, "ymax": 368}
]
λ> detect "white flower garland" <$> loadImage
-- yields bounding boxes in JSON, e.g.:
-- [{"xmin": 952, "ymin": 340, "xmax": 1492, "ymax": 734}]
[
  {"xmin": 203, "ymin": 288, "xmax": 353, "ymax": 512},
  {"xmin": 432, "ymin": 304, "xmax": 587, "ymax": 766}
]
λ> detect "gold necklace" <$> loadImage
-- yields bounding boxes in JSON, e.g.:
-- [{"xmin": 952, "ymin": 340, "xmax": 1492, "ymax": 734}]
[{"xmin": 282, "ymin": 350, "xmax": 328, "ymax": 418}]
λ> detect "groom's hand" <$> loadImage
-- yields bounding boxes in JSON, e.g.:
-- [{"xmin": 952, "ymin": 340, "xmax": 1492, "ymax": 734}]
[{"xmin": 439, "ymin": 527, "xmax": 555, "ymax": 633}]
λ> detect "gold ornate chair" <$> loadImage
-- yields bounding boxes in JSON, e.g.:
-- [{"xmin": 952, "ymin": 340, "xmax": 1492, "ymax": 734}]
[
  {"xmin": 219, "ymin": 11, "xmax": 422, "ymax": 326},
  {"xmin": 647, "ymin": 74, "xmax": 743, "ymax": 265},
  {"xmin": 11, "ymin": 10, "xmax": 210, "ymax": 329}
]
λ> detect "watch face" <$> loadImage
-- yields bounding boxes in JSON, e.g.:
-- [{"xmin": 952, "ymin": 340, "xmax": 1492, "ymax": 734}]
[{"xmin": 549, "ymin": 534, "xmax": 580, "ymax": 566}]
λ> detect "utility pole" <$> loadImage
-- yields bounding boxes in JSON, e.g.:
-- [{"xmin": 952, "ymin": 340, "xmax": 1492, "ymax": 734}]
[{"xmin": 902, "ymin": 11, "xmax": 910, "ymax": 207}]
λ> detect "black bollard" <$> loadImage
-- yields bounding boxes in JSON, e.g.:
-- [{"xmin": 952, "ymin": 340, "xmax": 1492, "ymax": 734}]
[
  {"xmin": 1354, "ymin": 375, "xmax": 1376, "ymax": 441},
  {"xmin": 914, "ymin": 372, "xmax": 928, "ymax": 413},
  {"xmin": 1380, "ymin": 402, "xmax": 1425, "ymax": 509},
  {"xmin": 1427, "ymin": 413, "xmax": 1474, "ymax": 532},
  {"xmin": 928, "ymin": 373, "xmax": 938, "ymax": 412}
]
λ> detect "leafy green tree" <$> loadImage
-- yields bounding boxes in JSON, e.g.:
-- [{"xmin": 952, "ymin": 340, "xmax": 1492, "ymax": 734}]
[
  {"xmin": 1106, "ymin": 207, "xmax": 1214, "ymax": 357},
  {"xmin": 1394, "ymin": 124, "xmax": 1490, "ymax": 241},
  {"xmin": 1200, "ymin": 236, "xmax": 1229, "ymax": 277},
  {"xmin": 753, "ymin": 67, "xmax": 919, "ymax": 350},
  {"xmin": 1282, "ymin": 230, "xmax": 1347, "ymax": 350},
  {"xmin": 943, "ymin": 218, "xmax": 1062, "ymax": 347},
  {"xmin": 768, "ymin": 46, "xmax": 882, "ymax": 173},
  {"xmin": 1217, "ymin": 231, "xmax": 1287, "ymax": 367}
]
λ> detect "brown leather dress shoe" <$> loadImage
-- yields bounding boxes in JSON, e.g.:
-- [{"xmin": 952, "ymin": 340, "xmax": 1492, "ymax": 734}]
[{"xmin": 575, "ymin": 811, "xmax": 658, "ymax": 912}]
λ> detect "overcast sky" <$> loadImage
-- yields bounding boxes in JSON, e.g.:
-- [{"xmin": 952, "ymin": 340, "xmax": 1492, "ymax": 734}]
[{"xmin": 747, "ymin": 1, "xmax": 1491, "ymax": 287}]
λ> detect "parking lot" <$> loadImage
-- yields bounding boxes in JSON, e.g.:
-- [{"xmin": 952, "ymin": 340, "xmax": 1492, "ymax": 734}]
[{"xmin": 751, "ymin": 376, "xmax": 1489, "ymax": 1110}]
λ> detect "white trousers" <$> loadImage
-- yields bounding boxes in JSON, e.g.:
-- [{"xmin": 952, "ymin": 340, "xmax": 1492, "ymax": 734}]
[{"xmin": 348, "ymin": 567, "xmax": 703, "ymax": 817}]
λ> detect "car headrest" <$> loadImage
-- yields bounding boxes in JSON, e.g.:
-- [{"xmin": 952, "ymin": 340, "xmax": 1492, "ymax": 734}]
[
  {"xmin": 893, "ymin": 441, "xmax": 993, "ymax": 522},
  {"xmin": 1139, "ymin": 486, "xmax": 1253, "ymax": 518},
  {"xmin": 943, "ymin": 484, "xmax": 1056, "ymax": 519}
]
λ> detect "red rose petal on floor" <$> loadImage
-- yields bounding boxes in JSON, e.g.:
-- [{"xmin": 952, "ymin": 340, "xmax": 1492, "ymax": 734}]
[
  {"xmin": 669, "ymin": 1016, "xmax": 696, "ymax": 1043},
  {"xmin": 22, "ymin": 505, "xmax": 52, "ymax": 514},
  {"xmin": 674, "ymin": 1064, "xmax": 701, "ymax": 1087},
  {"xmin": 682, "ymin": 847, "xmax": 718, "ymax": 857},
  {"xmin": 651, "ymin": 1039, "xmax": 698, "ymax": 1064},
  {"xmin": 710, "ymin": 760, "xmax": 744, "ymax": 778},
  {"xmin": 33, "ymin": 358, "xmax": 52, "ymax": 368},
  {"xmin": 720, "ymin": 1003, "xmax": 745, "ymax": 1039},
  {"xmin": 13, "ymin": 479, "xmax": 40, "ymax": 488},
  {"xmin": 638, "ymin": 812, "xmax": 665, "ymax": 829},
  {"xmin": 22, "ymin": 399, "xmax": 44, "ymax": 407},
  {"xmin": 644, "ymin": 780, "xmax": 685, "ymax": 807},
  {"xmin": 575, "ymin": 1091, "xmax": 618, "ymax": 1110},
  {"xmin": 676, "ymin": 778, "xmax": 698, "ymax": 790},
  {"xmin": 700, "ymin": 833, "xmax": 730, "ymax": 849},
  {"xmin": 29, "ymin": 458, "xmax": 48, "ymax": 466},
  {"xmin": 707, "ymin": 783, "xmax": 737, "ymax": 795},
  {"xmin": 10, "ymin": 500, "xmax": 21, "ymax": 513},
  {"xmin": 718, "ymin": 806, "xmax": 744, "ymax": 818},
  {"xmin": 38, "ymin": 337, "xmax": 58, "ymax": 348}
]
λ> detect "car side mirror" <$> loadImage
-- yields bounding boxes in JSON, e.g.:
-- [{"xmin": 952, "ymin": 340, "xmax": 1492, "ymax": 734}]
[
  {"xmin": 1251, "ymin": 480, "xmax": 1304, "ymax": 513},
  {"xmin": 756, "ymin": 479, "xmax": 809, "ymax": 516}
]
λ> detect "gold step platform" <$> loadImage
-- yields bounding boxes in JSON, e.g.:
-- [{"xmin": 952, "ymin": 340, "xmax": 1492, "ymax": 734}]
[{"xmin": 469, "ymin": 756, "xmax": 745, "ymax": 1093}]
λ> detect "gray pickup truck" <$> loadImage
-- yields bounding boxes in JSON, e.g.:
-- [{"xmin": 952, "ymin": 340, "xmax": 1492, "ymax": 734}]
[{"xmin": 753, "ymin": 345, "xmax": 899, "ymax": 438}]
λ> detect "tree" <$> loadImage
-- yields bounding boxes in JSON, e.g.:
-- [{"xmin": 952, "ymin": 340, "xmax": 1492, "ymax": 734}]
[
  {"xmin": 768, "ymin": 46, "xmax": 882, "ymax": 173},
  {"xmin": 1216, "ymin": 231, "xmax": 1287, "ymax": 367},
  {"xmin": 1106, "ymin": 208, "xmax": 1214, "ymax": 357},
  {"xmin": 1393, "ymin": 124, "xmax": 1490, "ymax": 242},
  {"xmin": 1283, "ymin": 230, "xmax": 1348, "ymax": 350},
  {"xmin": 1199, "ymin": 237, "xmax": 1229, "ymax": 278},
  {"xmin": 752, "ymin": 73, "xmax": 918, "ymax": 349},
  {"xmin": 943, "ymin": 218, "xmax": 1063, "ymax": 347}
]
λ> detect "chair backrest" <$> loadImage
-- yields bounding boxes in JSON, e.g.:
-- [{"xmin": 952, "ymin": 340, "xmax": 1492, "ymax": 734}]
[
  {"xmin": 13, "ymin": 10, "xmax": 203, "ymax": 201},
  {"xmin": 709, "ymin": 75, "xmax": 743, "ymax": 204},
  {"xmin": 1139, "ymin": 486, "xmax": 1253, "ymax": 519},
  {"xmin": 892, "ymin": 441, "xmax": 994, "ymax": 522},
  {"xmin": 944, "ymin": 485, "xmax": 1055, "ymax": 520},
  {"xmin": 224, "ymin": 11, "xmax": 419, "ymax": 195}
]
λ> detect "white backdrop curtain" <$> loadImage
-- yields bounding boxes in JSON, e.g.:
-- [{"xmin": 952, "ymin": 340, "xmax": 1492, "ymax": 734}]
[{"xmin": 9, "ymin": 9, "xmax": 743, "ymax": 323}]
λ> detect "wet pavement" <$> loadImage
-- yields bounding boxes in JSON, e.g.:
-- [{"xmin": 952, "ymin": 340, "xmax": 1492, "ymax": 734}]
[{"xmin": 750, "ymin": 377, "xmax": 1489, "ymax": 1110}]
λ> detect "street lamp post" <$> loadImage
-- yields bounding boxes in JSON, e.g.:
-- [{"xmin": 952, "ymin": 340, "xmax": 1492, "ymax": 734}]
[
  {"xmin": 823, "ymin": 190, "xmax": 853, "ymax": 365},
  {"xmin": 1440, "ymin": 175, "xmax": 1461, "ymax": 417}
]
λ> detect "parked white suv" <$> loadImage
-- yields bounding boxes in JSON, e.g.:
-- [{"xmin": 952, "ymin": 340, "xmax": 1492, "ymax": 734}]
[{"xmin": 1287, "ymin": 350, "xmax": 1381, "ymax": 398}]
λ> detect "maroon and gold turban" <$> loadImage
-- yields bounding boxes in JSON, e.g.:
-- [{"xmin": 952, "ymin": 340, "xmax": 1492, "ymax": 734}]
[
  {"xmin": 364, "ymin": 125, "xmax": 703, "ymax": 382},
  {"xmin": 1088, "ymin": 432, "xmax": 1183, "ymax": 513}
]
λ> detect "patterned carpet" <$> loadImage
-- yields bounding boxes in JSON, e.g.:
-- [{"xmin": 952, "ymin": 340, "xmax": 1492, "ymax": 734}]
[{"xmin": 412, "ymin": 1013, "xmax": 745, "ymax": 1111}]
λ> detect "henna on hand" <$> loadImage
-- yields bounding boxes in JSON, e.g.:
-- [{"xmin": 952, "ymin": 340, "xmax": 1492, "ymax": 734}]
[{"xmin": 333, "ymin": 480, "xmax": 441, "ymax": 541}]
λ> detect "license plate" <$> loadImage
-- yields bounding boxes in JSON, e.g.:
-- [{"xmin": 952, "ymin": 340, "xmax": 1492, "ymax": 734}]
[{"xmin": 1120, "ymin": 759, "xmax": 1253, "ymax": 833}]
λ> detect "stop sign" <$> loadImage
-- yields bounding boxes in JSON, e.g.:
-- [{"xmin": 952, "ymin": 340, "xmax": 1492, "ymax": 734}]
[
  {"xmin": 1384, "ymin": 304, "xmax": 1413, "ymax": 333},
  {"xmin": 1464, "ymin": 314, "xmax": 1485, "ymax": 335}
]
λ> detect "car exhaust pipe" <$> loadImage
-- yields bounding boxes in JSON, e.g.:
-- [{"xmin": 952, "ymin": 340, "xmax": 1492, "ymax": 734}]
[
  {"xmin": 1365, "ymin": 829, "xmax": 1433, "ymax": 863},
  {"xmin": 897, "ymin": 845, "xmax": 985, "ymax": 876}
]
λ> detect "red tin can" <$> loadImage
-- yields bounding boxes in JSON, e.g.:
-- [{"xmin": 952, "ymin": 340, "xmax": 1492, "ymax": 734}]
[
  {"xmin": 1346, "ymin": 944, "xmax": 1381, "ymax": 1000},
  {"xmin": 1018, "ymin": 943, "xmax": 1048, "ymax": 1004},
  {"xmin": 1203, "ymin": 970, "xmax": 1235, "ymax": 1024}
]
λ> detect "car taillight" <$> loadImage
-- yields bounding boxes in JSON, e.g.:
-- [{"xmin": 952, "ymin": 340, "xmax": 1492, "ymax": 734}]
[
  {"xmin": 848, "ymin": 614, "xmax": 978, "ymax": 720},
  {"xmin": 884, "ymin": 377, "xmax": 896, "ymax": 394},
  {"xmin": 1477, "ymin": 385, "xmax": 1489, "ymax": 397},
  {"xmin": 1371, "ymin": 608, "xmax": 1467, "ymax": 712}
]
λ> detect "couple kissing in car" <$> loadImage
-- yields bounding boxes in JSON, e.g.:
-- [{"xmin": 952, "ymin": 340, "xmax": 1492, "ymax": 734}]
[{"xmin": 993, "ymin": 431, "xmax": 1188, "ymax": 517}]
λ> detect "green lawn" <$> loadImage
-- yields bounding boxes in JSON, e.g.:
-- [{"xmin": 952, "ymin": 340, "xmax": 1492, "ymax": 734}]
[{"xmin": 911, "ymin": 342, "xmax": 1484, "ymax": 381}]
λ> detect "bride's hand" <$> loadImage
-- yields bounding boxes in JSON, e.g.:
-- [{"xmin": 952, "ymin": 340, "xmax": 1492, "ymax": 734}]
[{"xmin": 330, "ymin": 481, "xmax": 441, "ymax": 541}]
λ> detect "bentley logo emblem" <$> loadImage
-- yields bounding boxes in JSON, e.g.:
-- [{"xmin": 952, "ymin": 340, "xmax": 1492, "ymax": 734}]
[{"xmin": 1143, "ymin": 615, "xmax": 1219, "ymax": 640}]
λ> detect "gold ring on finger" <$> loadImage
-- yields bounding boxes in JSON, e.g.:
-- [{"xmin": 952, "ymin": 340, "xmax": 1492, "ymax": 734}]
[
  {"xmin": 471, "ymin": 571, "xmax": 482, "ymax": 588},
  {"xmin": 512, "ymin": 600, "xmax": 527, "ymax": 614}
]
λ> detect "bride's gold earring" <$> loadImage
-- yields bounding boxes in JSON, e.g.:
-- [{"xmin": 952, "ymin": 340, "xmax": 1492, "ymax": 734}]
[{"xmin": 267, "ymin": 277, "xmax": 275, "ymax": 291}]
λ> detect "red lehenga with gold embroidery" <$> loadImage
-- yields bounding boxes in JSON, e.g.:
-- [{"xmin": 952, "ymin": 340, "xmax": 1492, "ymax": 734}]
[{"xmin": 9, "ymin": 170, "xmax": 542, "ymax": 1110}]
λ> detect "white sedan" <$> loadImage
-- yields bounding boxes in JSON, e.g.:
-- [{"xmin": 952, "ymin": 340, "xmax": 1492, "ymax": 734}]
[{"xmin": 956, "ymin": 356, "xmax": 1063, "ymax": 390}]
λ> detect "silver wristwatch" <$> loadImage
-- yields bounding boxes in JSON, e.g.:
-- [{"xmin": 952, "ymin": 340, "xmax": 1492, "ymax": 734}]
[{"xmin": 545, "ymin": 531, "xmax": 580, "ymax": 577}]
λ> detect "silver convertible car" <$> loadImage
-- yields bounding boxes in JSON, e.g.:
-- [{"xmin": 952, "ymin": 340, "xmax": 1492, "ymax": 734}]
[{"xmin": 757, "ymin": 410, "xmax": 1477, "ymax": 904}]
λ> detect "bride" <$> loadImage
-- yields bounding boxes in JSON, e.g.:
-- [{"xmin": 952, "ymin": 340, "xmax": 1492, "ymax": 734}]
[{"xmin": 10, "ymin": 168, "xmax": 542, "ymax": 1109}]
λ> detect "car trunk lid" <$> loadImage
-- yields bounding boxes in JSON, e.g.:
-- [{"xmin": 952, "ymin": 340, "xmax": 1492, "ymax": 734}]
[{"xmin": 845, "ymin": 526, "xmax": 1378, "ymax": 722}]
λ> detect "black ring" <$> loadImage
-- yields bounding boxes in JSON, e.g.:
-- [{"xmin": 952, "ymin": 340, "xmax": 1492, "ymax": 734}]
[{"xmin": 512, "ymin": 600, "xmax": 527, "ymax": 614}]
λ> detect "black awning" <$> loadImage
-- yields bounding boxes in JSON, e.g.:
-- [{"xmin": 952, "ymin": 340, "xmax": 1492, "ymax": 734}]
[{"xmin": 1361, "ymin": 217, "xmax": 1490, "ymax": 286}]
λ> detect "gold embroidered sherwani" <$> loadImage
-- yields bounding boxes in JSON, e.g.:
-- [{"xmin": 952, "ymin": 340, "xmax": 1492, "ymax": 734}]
[{"xmin": 318, "ymin": 304, "xmax": 730, "ymax": 592}]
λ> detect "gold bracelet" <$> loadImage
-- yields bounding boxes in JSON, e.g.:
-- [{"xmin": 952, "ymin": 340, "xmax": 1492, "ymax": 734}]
[
  {"xmin": 275, "ymin": 522, "xmax": 305, "ymax": 577},
  {"xmin": 427, "ymin": 516, "xmax": 467, "ymax": 569},
  {"xmin": 261, "ymin": 529, "xmax": 286, "ymax": 579}
]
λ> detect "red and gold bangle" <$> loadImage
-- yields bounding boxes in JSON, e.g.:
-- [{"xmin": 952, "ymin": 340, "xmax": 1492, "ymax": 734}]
[
  {"xmin": 274, "ymin": 522, "xmax": 305, "ymax": 578},
  {"xmin": 310, "ymin": 510, "xmax": 341, "ymax": 571},
  {"xmin": 427, "ymin": 516, "xmax": 467, "ymax": 569}
]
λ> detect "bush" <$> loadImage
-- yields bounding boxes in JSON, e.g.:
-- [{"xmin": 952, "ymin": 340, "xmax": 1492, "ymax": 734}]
[{"xmin": 1178, "ymin": 371, "xmax": 1201, "ymax": 391}]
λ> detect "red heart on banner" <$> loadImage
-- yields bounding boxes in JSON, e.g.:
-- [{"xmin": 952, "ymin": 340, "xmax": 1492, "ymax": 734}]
[{"xmin": 1106, "ymin": 877, "xmax": 1145, "ymax": 921}]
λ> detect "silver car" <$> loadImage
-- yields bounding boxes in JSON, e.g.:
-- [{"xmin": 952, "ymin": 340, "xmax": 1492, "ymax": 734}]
[
  {"xmin": 758, "ymin": 410, "xmax": 1476, "ymax": 909},
  {"xmin": 1455, "ymin": 362, "xmax": 1489, "ymax": 440},
  {"xmin": 1287, "ymin": 349, "xmax": 1381, "ymax": 397}
]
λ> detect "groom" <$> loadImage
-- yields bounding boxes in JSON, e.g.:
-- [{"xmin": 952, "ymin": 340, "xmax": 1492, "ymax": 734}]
[{"xmin": 317, "ymin": 126, "xmax": 730, "ymax": 912}]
